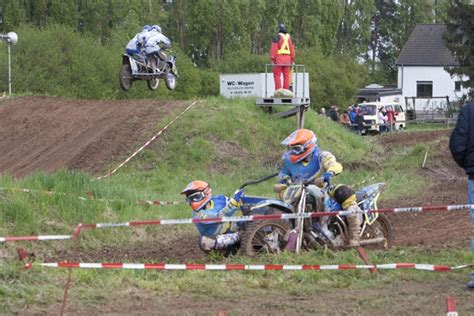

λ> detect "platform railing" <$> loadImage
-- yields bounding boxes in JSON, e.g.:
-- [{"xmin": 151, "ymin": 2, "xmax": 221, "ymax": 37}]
[{"xmin": 264, "ymin": 64, "xmax": 306, "ymax": 98}]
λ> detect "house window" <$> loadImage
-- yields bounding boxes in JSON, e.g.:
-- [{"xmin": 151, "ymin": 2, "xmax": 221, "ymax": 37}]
[
  {"xmin": 416, "ymin": 81, "xmax": 433, "ymax": 98},
  {"xmin": 455, "ymin": 81, "xmax": 461, "ymax": 91}
]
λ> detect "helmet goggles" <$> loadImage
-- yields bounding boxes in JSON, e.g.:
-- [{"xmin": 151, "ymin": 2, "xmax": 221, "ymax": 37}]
[
  {"xmin": 288, "ymin": 144, "xmax": 306, "ymax": 155},
  {"xmin": 185, "ymin": 191, "xmax": 207, "ymax": 203}
]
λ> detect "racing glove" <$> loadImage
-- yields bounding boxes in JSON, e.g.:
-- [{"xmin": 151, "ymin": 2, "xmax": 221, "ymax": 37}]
[
  {"xmin": 323, "ymin": 172, "xmax": 334, "ymax": 184},
  {"xmin": 230, "ymin": 188, "xmax": 245, "ymax": 207}
]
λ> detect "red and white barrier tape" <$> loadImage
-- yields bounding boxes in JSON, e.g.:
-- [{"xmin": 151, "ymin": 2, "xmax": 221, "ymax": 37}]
[
  {"xmin": 95, "ymin": 100, "xmax": 202, "ymax": 180},
  {"xmin": 0, "ymin": 235, "xmax": 72, "ymax": 243},
  {"xmin": 27, "ymin": 262, "xmax": 472, "ymax": 272},
  {"xmin": 80, "ymin": 204, "xmax": 474, "ymax": 230},
  {"xmin": 2, "ymin": 204, "xmax": 471, "ymax": 243},
  {"xmin": 138, "ymin": 199, "xmax": 181, "ymax": 206}
]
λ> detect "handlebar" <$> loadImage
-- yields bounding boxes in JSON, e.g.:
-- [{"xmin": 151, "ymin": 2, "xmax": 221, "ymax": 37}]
[{"xmin": 239, "ymin": 172, "xmax": 279, "ymax": 190}]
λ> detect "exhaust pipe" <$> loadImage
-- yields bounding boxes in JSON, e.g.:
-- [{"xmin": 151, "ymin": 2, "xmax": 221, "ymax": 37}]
[{"xmin": 359, "ymin": 237, "xmax": 386, "ymax": 246}]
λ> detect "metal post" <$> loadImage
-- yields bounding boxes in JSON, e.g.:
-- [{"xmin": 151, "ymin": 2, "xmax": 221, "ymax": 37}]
[
  {"xmin": 294, "ymin": 64, "xmax": 298, "ymax": 98},
  {"xmin": 7, "ymin": 41, "xmax": 11, "ymax": 95},
  {"xmin": 265, "ymin": 64, "xmax": 268, "ymax": 98}
]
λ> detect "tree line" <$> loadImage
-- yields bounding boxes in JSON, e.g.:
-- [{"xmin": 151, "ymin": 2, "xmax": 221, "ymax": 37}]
[{"xmin": 0, "ymin": 0, "xmax": 470, "ymax": 103}]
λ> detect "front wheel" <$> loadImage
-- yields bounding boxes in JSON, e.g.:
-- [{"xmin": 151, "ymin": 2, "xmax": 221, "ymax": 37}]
[
  {"xmin": 119, "ymin": 63, "xmax": 133, "ymax": 91},
  {"xmin": 164, "ymin": 67, "xmax": 177, "ymax": 90},
  {"xmin": 240, "ymin": 220, "xmax": 289, "ymax": 256}
]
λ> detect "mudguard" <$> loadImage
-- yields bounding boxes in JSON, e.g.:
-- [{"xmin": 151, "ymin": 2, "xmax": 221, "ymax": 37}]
[
  {"xmin": 250, "ymin": 199, "xmax": 293, "ymax": 213},
  {"xmin": 123, "ymin": 54, "xmax": 139, "ymax": 74},
  {"xmin": 166, "ymin": 55, "xmax": 178, "ymax": 76}
]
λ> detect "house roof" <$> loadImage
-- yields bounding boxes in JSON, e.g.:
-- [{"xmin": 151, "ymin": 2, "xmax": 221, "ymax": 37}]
[{"xmin": 396, "ymin": 24, "xmax": 458, "ymax": 66}]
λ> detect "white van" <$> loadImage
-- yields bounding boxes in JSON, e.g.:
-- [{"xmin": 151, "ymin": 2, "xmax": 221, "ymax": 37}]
[{"xmin": 357, "ymin": 102, "xmax": 406, "ymax": 134}]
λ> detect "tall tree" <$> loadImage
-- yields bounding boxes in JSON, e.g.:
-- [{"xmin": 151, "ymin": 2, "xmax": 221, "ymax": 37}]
[
  {"xmin": 336, "ymin": 0, "xmax": 374, "ymax": 57},
  {"xmin": 444, "ymin": 0, "xmax": 474, "ymax": 98}
]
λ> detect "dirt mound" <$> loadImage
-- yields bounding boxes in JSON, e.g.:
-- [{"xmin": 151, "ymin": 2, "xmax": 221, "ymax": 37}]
[
  {"xmin": 0, "ymin": 96, "xmax": 187, "ymax": 177},
  {"xmin": 378, "ymin": 129, "xmax": 472, "ymax": 250}
]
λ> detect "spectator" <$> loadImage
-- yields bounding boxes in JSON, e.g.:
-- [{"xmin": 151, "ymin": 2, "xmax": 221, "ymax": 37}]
[
  {"xmin": 355, "ymin": 108, "xmax": 365, "ymax": 135},
  {"xmin": 377, "ymin": 106, "xmax": 387, "ymax": 133},
  {"xmin": 448, "ymin": 101, "xmax": 474, "ymax": 290},
  {"xmin": 319, "ymin": 107, "xmax": 327, "ymax": 117},
  {"xmin": 339, "ymin": 109, "xmax": 351, "ymax": 128},
  {"xmin": 328, "ymin": 105, "xmax": 339, "ymax": 122},
  {"xmin": 349, "ymin": 105, "xmax": 358, "ymax": 125},
  {"xmin": 386, "ymin": 106, "xmax": 396, "ymax": 132}
]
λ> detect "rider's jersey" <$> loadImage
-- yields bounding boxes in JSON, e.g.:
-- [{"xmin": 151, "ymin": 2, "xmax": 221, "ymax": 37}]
[
  {"xmin": 125, "ymin": 30, "xmax": 149, "ymax": 54},
  {"xmin": 279, "ymin": 149, "xmax": 342, "ymax": 183},
  {"xmin": 144, "ymin": 32, "xmax": 171, "ymax": 55},
  {"xmin": 193, "ymin": 195, "xmax": 238, "ymax": 236}
]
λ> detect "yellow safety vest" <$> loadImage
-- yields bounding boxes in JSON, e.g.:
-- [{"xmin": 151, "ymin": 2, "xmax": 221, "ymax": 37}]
[{"xmin": 277, "ymin": 33, "xmax": 291, "ymax": 55}]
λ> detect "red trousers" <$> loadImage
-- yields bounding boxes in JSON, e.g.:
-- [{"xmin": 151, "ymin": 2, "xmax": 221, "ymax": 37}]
[{"xmin": 273, "ymin": 65, "xmax": 291, "ymax": 90}]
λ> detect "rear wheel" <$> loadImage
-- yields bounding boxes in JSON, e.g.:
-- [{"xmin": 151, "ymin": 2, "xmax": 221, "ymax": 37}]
[
  {"xmin": 240, "ymin": 220, "xmax": 290, "ymax": 256},
  {"xmin": 360, "ymin": 214, "xmax": 394, "ymax": 250},
  {"xmin": 164, "ymin": 67, "xmax": 177, "ymax": 90},
  {"xmin": 119, "ymin": 64, "xmax": 133, "ymax": 91},
  {"xmin": 147, "ymin": 78, "xmax": 159, "ymax": 91}
]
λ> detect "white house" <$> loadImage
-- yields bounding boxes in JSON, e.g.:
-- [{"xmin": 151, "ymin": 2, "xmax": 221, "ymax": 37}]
[{"xmin": 396, "ymin": 24, "xmax": 470, "ymax": 113}]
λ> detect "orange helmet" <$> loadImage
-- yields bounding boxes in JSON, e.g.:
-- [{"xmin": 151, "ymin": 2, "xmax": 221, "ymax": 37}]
[
  {"xmin": 181, "ymin": 180, "xmax": 212, "ymax": 211},
  {"xmin": 281, "ymin": 129, "xmax": 318, "ymax": 163}
]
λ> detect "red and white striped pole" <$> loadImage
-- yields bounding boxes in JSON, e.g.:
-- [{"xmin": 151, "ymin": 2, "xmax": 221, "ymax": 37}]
[
  {"xmin": 26, "ymin": 262, "xmax": 472, "ymax": 272},
  {"xmin": 446, "ymin": 296, "xmax": 458, "ymax": 316}
]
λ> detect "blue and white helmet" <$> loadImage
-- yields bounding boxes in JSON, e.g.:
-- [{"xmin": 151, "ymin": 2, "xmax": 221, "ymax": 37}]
[
  {"xmin": 152, "ymin": 25, "xmax": 162, "ymax": 33},
  {"xmin": 143, "ymin": 25, "xmax": 151, "ymax": 31}
]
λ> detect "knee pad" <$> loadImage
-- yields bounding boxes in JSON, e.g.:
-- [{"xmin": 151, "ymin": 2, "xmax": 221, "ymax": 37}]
[
  {"xmin": 331, "ymin": 185, "xmax": 356, "ymax": 209},
  {"xmin": 199, "ymin": 236, "xmax": 216, "ymax": 252}
]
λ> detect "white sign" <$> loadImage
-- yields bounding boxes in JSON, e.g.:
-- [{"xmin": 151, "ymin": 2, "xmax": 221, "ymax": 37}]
[
  {"xmin": 220, "ymin": 74, "xmax": 261, "ymax": 98},
  {"xmin": 220, "ymin": 73, "xmax": 310, "ymax": 99}
]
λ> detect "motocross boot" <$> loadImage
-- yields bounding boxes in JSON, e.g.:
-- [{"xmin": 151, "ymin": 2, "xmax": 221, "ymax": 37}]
[
  {"xmin": 346, "ymin": 203, "xmax": 362, "ymax": 247},
  {"xmin": 215, "ymin": 232, "xmax": 241, "ymax": 250}
]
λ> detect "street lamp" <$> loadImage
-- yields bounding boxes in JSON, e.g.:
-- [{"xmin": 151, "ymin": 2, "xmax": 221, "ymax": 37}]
[{"xmin": 0, "ymin": 31, "xmax": 18, "ymax": 95}]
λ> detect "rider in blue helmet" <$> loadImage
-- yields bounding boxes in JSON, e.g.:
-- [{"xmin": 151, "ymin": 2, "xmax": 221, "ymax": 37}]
[
  {"xmin": 151, "ymin": 25, "xmax": 162, "ymax": 33},
  {"xmin": 144, "ymin": 25, "xmax": 171, "ymax": 70},
  {"xmin": 125, "ymin": 26, "xmax": 151, "ymax": 62}
]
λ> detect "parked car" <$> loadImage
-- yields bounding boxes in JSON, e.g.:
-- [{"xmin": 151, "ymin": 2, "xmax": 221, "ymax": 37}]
[{"xmin": 357, "ymin": 102, "xmax": 406, "ymax": 134}]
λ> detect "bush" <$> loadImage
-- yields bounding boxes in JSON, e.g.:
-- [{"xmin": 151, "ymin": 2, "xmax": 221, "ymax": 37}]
[{"xmin": 0, "ymin": 25, "xmax": 219, "ymax": 99}]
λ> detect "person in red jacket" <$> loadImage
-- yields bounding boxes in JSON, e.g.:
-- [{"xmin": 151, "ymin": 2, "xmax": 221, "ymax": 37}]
[
  {"xmin": 270, "ymin": 23, "xmax": 296, "ymax": 91},
  {"xmin": 385, "ymin": 105, "xmax": 397, "ymax": 132}
]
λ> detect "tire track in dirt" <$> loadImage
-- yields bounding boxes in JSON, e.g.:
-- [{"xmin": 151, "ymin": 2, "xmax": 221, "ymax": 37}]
[{"xmin": 378, "ymin": 129, "xmax": 472, "ymax": 250}]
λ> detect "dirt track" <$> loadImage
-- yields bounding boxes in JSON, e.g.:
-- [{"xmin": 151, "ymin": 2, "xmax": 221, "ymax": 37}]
[{"xmin": 0, "ymin": 96, "xmax": 186, "ymax": 177}]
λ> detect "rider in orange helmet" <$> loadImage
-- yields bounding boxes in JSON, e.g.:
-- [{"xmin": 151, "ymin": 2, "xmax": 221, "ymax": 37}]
[
  {"xmin": 181, "ymin": 180, "xmax": 244, "ymax": 253},
  {"xmin": 276, "ymin": 129, "xmax": 362, "ymax": 247}
]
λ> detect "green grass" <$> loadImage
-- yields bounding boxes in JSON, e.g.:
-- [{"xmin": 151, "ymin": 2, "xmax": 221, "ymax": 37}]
[
  {"xmin": 0, "ymin": 98, "xmax": 471, "ymax": 313},
  {"xmin": 405, "ymin": 121, "xmax": 453, "ymax": 132}
]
